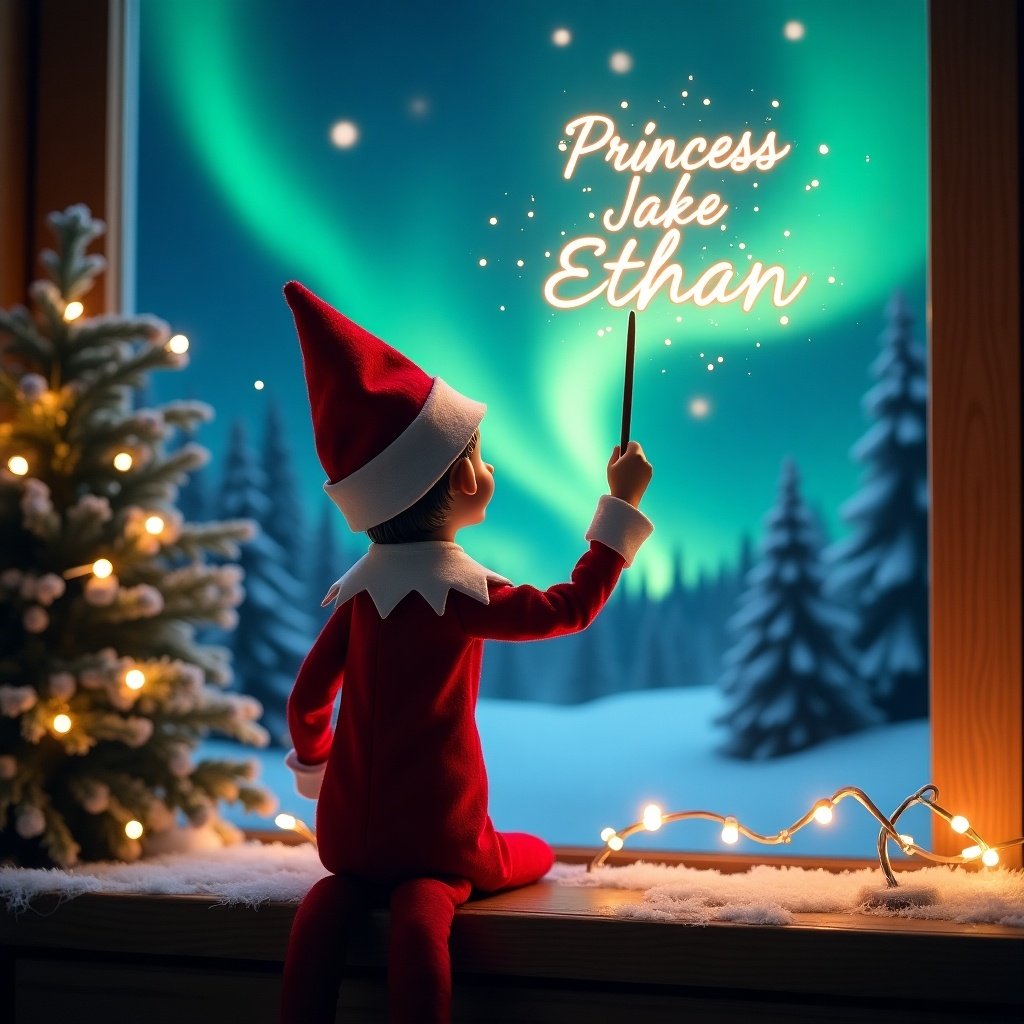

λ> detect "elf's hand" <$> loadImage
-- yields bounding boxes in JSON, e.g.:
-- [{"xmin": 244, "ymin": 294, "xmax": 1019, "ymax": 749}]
[
  {"xmin": 285, "ymin": 749, "xmax": 327, "ymax": 800},
  {"xmin": 607, "ymin": 441, "xmax": 653, "ymax": 508}
]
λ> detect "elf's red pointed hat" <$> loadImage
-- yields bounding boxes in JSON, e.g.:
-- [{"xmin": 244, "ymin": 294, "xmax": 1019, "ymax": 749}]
[{"xmin": 283, "ymin": 281, "xmax": 485, "ymax": 532}]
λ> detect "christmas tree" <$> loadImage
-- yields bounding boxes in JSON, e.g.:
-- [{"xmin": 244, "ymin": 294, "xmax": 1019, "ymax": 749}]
[
  {"xmin": 218, "ymin": 420, "xmax": 311, "ymax": 747},
  {"xmin": 0, "ymin": 205, "xmax": 273, "ymax": 867},
  {"xmin": 825, "ymin": 294, "xmax": 930, "ymax": 722},
  {"xmin": 716, "ymin": 459, "xmax": 880, "ymax": 759}
]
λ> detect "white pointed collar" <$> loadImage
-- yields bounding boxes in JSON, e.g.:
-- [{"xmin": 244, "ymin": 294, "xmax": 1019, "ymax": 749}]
[{"xmin": 322, "ymin": 542, "xmax": 512, "ymax": 618}]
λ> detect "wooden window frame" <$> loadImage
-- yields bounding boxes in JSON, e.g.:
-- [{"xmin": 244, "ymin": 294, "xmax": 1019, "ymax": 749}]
[{"xmin": 0, "ymin": 0, "xmax": 1019, "ymax": 867}]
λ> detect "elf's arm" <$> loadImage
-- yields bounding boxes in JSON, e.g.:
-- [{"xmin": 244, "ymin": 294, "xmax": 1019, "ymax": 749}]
[
  {"xmin": 284, "ymin": 598, "xmax": 353, "ymax": 798},
  {"xmin": 455, "ymin": 494, "xmax": 653, "ymax": 641}
]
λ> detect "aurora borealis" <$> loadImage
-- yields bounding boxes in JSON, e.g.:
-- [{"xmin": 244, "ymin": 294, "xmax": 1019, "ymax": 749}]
[{"xmin": 136, "ymin": 0, "xmax": 928, "ymax": 593}]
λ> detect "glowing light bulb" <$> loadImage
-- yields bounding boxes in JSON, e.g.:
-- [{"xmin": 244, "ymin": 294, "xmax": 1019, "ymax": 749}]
[
  {"xmin": 168, "ymin": 334, "xmax": 190, "ymax": 354},
  {"xmin": 642, "ymin": 804, "xmax": 663, "ymax": 831},
  {"xmin": 113, "ymin": 452, "xmax": 133, "ymax": 471},
  {"xmin": 92, "ymin": 558, "xmax": 113, "ymax": 579},
  {"xmin": 981, "ymin": 849, "xmax": 999, "ymax": 867},
  {"xmin": 600, "ymin": 827, "xmax": 615, "ymax": 843},
  {"xmin": 125, "ymin": 819, "xmax": 144, "ymax": 840},
  {"xmin": 813, "ymin": 802, "xmax": 834, "ymax": 825},
  {"xmin": 53, "ymin": 713, "xmax": 72, "ymax": 734},
  {"xmin": 7, "ymin": 455, "xmax": 29, "ymax": 476},
  {"xmin": 607, "ymin": 835, "xmax": 624, "ymax": 851},
  {"xmin": 144, "ymin": 515, "xmax": 165, "ymax": 535},
  {"xmin": 275, "ymin": 813, "xmax": 297, "ymax": 831},
  {"xmin": 124, "ymin": 669, "xmax": 146, "ymax": 691},
  {"xmin": 961, "ymin": 845, "xmax": 982, "ymax": 860},
  {"xmin": 63, "ymin": 301, "xmax": 84, "ymax": 322},
  {"xmin": 950, "ymin": 815, "xmax": 970, "ymax": 834},
  {"xmin": 721, "ymin": 817, "xmax": 739, "ymax": 844}
]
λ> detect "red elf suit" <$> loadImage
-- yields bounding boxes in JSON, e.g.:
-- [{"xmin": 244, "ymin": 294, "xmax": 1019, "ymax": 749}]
[{"xmin": 279, "ymin": 282, "xmax": 653, "ymax": 1024}]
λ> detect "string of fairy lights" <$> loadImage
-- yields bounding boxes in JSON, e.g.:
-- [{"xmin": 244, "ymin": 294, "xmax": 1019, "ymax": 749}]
[
  {"xmin": 4, "ymin": 306, "xmax": 194, "ymax": 849},
  {"xmin": 275, "ymin": 782, "xmax": 1024, "ymax": 889}
]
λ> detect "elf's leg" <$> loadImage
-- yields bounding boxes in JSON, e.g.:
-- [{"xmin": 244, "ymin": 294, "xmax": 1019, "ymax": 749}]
[
  {"xmin": 387, "ymin": 876, "xmax": 472, "ymax": 1024},
  {"xmin": 495, "ymin": 830, "xmax": 555, "ymax": 889},
  {"xmin": 280, "ymin": 872, "xmax": 373, "ymax": 1024}
]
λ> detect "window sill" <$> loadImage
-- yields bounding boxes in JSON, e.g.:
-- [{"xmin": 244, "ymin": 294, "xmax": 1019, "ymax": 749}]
[{"xmin": 3, "ymin": 855, "xmax": 1021, "ymax": 1023}]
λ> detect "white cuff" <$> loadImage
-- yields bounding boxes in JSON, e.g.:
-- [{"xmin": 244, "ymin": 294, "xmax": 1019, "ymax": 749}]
[
  {"xmin": 285, "ymin": 749, "xmax": 327, "ymax": 801},
  {"xmin": 585, "ymin": 495, "xmax": 654, "ymax": 567}
]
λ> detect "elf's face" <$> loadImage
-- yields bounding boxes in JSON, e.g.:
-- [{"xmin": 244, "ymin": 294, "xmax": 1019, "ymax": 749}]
[{"xmin": 448, "ymin": 434, "xmax": 494, "ymax": 531}]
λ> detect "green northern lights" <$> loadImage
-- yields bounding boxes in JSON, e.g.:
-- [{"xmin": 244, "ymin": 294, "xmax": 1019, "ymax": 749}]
[{"xmin": 137, "ymin": 0, "xmax": 927, "ymax": 595}]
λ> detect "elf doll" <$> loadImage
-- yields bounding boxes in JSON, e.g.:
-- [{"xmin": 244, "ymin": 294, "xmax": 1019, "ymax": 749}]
[{"xmin": 279, "ymin": 281, "xmax": 654, "ymax": 1023}]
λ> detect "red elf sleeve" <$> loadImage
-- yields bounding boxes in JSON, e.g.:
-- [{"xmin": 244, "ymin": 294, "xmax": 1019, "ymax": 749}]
[
  {"xmin": 454, "ymin": 495, "xmax": 654, "ymax": 641},
  {"xmin": 286, "ymin": 598, "xmax": 353, "ymax": 765}
]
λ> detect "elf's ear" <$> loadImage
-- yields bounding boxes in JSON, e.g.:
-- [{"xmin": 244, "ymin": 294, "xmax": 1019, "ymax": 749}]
[{"xmin": 450, "ymin": 457, "xmax": 478, "ymax": 496}]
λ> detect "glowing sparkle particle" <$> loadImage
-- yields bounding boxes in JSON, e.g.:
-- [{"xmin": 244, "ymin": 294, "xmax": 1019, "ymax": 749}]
[
  {"xmin": 819, "ymin": 143, "xmax": 830, "ymax": 155},
  {"xmin": 588, "ymin": 212, "xmax": 595, "ymax": 219},
  {"xmin": 811, "ymin": 179, "xmax": 820, "ymax": 187},
  {"xmin": 527, "ymin": 210, "xmax": 535, "ymax": 218},
  {"xmin": 544, "ymin": 251, "xmax": 551, "ymax": 258},
  {"xmin": 707, "ymin": 363, "xmax": 714, "ymax": 372},
  {"xmin": 488, "ymin": 216, "xmax": 498, "ymax": 225},
  {"xmin": 597, "ymin": 329, "xmax": 605, "ymax": 337},
  {"xmin": 557, "ymin": 140, "xmax": 568, "ymax": 152},
  {"xmin": 865, "ymin": 154, "xmax": 871, "ymax": 163},
  {"xmin": 717, "ymin": 356, "xmax": 724, "ymax": 363},
  {"xmin": 688, "ymin": 74, "xmax": 694, "ymax": 81},
  {"xmin": 689, "ymin": 397, "xmax": 710, "ymax": 418},
  {"xmin": 770, "ymin": 99, "xmax": 780, "ymax": 108},
  {"xmin": 664, "ymin": 338, "xmax": 672, "ymax": 346},
  {"xmin": 499, "ymin": 305, "xmax": 506, "ymax": 312},
  {"xmin": 253, "ymin": 380, "xmax": 265, "ymax": 391},
  {"xmin": 738, "ymin": 242, "xmax": 746, "ymax": 250},
  {"xmin": 702, "ymin": 98, "xmax": 711, "ymax": 106},
  {"xmin": 478, "ymin": 258, "xmax": 488, "ymax": 267},
  {"xmin": 783, "ymin": 229, "xmax": 791, "ymax": 238},
  {"xmin": 752, "ymin": 181, "xmax": 759, "ymax": 189},
  {"xmin": 620, "ymin": 100, "xmax": 629, "ymax": 109},
  {"xmin": 755, "ymin": 341, "xmax": 761, "ymax": 348},
  {"xmin": 827, "ymin": 275, "xmax": 836, "ymax": 284},
  {"xmin": 779, "ymin": 315, "xmax": 790, "ymax": 326},
  {"xmin": 516, "ymin": 259, "xmax": 525, "ymax": 267},
  {"xmin": 753, "ymin": 206, "xmax": 759, "ymax": 212},
  {"xmin": 552, "ymin": 27, "xmax": 571, "ymax": 46},
  {"xmin": 610, "ymin": 51, "xmax": 633, "ymax": 73},
  {"xmin": 805, "ymin": 184, "xmax": 811, "ymax": 191},
  {"xmin": 681, "ymin": 90, "xmax": 688, "ymax": 98},
  {"xmin": 675, "ymin": 316, "xmax": 682, "ymax": 323},
  {"xmin": 329, "ymin": 120, "xmax": 359, "ymax": 148},
  {"xmin": 784, "ymin": 20, "xmax": 805, "ymax": 41},
  {"xmin": 720, "ymin": 224, "xmax": 727, "ymax": 231}
]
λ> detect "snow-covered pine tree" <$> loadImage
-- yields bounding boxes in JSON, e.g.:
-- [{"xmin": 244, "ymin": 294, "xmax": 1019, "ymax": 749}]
[
  {"xmin": 0, "ymin": 206, "xmax": 273, "ymax": 867},
  {"xmin": 218, "ymin": 420, "xmax": 311, "ymax": 746},
  {"xmin": 825, "ymin": 294, "xmax": 929, "ymax": 722},
  {"xmin": 170, "ymin": 423, "xmax": 210, "ymax": 524},
  {"xmin": 716, "ymin": 459, "xmax": 881, "ymax": 759},
  {"xmin": 262, "ymin": 401, "xmax": 305, "ymax": 568}
]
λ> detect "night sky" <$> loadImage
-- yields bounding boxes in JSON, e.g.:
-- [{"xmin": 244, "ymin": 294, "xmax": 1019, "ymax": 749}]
[{"xmin": 135, "ymin": 0, "xmax": 928, "ymax": 593}]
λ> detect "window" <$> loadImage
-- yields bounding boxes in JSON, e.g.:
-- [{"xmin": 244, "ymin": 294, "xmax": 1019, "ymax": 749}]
[{"xmin": 6, "ymin": 0, "xmax": 1019, "ymax": 866}]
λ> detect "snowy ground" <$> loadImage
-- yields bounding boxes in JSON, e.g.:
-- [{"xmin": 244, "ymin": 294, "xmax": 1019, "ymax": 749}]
[{"xmin": 202, "ymin": 687, "xmax": 931, "ymax": 860}]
